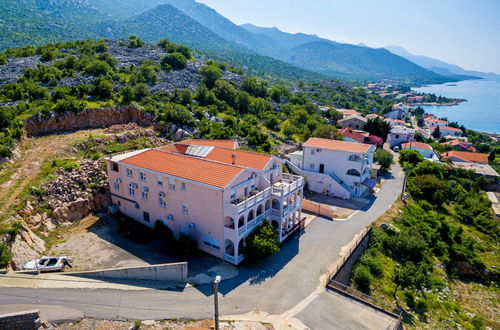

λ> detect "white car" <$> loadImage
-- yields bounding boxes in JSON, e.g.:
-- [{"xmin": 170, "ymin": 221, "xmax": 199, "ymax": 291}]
[
  {"xmin": 393, "ymin": 146, "xmax": 400, "ymax": 152},
  {"xmin": 23, "ymin": 256, "xmax": 72, "ymax": 272}
]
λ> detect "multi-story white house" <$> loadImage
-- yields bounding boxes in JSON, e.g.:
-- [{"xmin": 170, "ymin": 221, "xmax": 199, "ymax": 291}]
[
  {"xmin": 387, "ymin": 127, "xmax": 415, "ymax": 147},
  {"xmin": 385, "ymin": 103, "xmax": 410, "ymax": 120},
  {"xmin": 105, "ymin": 140, "xmax": 304, "ymax": 265},
  {"xmin": 429, "ymin": 126, "xmax": 463, "ymax": 138},
  {"xmin": 288, "ymin": 138, "xmax": 376, "ymax": 199}
]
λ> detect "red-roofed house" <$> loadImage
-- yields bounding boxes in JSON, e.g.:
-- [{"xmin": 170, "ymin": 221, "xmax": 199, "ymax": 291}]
[
  {"xmin": 340, "ymin": 128, "xmax": 383, "ymax": 147},
  {"xmin": 441, "ymin": 139, "xmax": 477, "ymax": 152},
  {"xmin": 401, "ymin": 141, "xmax": 437, "ymax": 160},
  {"xmin": 290, "ymin": 138, "xmax": 376, "ymax": 199},
  {"xmin": 105, "ymin": 141, "xmax": 304, "ymax": 265},
  {"xmin": 430, "ymin": 126, "xmax": 462, "ymax": 138},
  {"xmin": 424, "ymin": 119, "xmax": 449, "ymax": 128},
  {"xmin": 441, "ymin": 151, "xmax": 489, "ymax": 164}
]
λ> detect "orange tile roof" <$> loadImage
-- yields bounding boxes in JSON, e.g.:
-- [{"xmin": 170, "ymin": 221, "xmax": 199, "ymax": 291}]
[
  {"xmin": 338, "ymin": 109, "xmax": 361, "ymax": 116},
  {"xmin": 204, "ymin": 148, "xmax": 272, "ymax": 170},
  {"xmin": 441, "ymin": 151, "xmax": 488, "ymax": 163},
  {"xmin": 179, "ymin": 139, "xmax": 237, "ymax": 149},
  {"xmin": 157, "ymin": 144, "xmax": 273, "ymax": 170},
  {"xmin": 426, "ymin": 119, "xmax": 449, "ymax": 123},
  {"xmin": 303, "ymin": 137, "xmax": 372, "ymax": 153},
  {"xmin": 121, "ymin": 150, "xmax": 243, "ymax": 188},
  {"xmin": 430, "ymin": 126, "xmax": 462, "ymax": 132},
  {"xmin": 401, "ymin": 142, "xmax": 433, "ymax": 151}
]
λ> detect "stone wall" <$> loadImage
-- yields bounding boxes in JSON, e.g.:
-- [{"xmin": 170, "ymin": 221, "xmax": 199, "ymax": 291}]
[
  {"xmin": 0, "ymin": 309, "xmax": 41, "ymax": 330},
  {"xmin": 25, "ymin": 106, "xmax": 159, "ymax": 136}
]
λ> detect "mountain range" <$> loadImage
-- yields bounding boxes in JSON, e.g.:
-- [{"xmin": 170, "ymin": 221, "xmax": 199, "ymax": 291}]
[{"xmin": 0, "ymin": 0, "xmax": 487, "ymax": 84}]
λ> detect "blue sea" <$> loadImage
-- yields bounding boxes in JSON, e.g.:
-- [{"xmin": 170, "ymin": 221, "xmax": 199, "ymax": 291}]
[{"xmin": 412, "ymin": 78, "xmax": 500, "ymax": 134}]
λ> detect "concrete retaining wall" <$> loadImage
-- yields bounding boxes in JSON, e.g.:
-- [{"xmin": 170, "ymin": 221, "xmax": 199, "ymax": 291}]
[
  {"xmin": 63, "ymin": 262, "xmax": 188, "ymax": 282},
  {"xmin": 0, "ymin": 309, "xmax": 41, "ymax": 330},
  {"xmin": 331, "ymin": 228, "xmax": 371, "ymax": 285}
]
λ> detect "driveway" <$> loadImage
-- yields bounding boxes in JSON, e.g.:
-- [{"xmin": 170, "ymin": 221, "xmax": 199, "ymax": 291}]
[{"xmin": 0, "ymin": 163, "xmax": 404, "ymax": 327}]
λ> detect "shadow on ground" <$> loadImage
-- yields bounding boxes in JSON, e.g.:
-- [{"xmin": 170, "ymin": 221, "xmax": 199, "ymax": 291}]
[{"xmin": 84, "ymin": 215, "xmax": 300, "ymax": 296}]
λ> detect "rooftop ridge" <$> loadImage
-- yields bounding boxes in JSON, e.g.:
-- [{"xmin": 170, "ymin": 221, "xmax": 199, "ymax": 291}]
[{"xmin": 154, "ymin": 148, "xmax": 249, "ymax": 170}]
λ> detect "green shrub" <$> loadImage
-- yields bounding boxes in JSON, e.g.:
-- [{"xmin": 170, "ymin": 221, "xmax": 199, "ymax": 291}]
[
  {"xmin": 352, "ymin": 264, "xmax": 372, "ymax": 293},
  {"xmin": 161, "ymin": 52, "xmax": 187, "ymax": 70},
  {"xmin": 128, "ymin": 35, "xmax": 144, "ymax": 48},
  {"xmin": 0, "ymin": 243, "xmax": 12, "ymax": 268},
  {"xmin": 374, "ymin": 149, "xmax": 393, "ymax": 170},
  {"xmin": 243, "ymin": 220, "xmax": 280, "ymax": 265},
  {"xmin": 359, "ymin": 253, "xmax": 383, "ymax": 277}
]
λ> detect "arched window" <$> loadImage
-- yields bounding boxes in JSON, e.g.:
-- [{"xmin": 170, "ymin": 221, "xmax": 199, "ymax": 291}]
[
  {"xmin": 141, "ymin": 187, "xmax": 149, "ymax": 200},
  {"xmin": 347, "ymin": 169, "xmax": 361, "ymax": 177},
  {"xmin": 225, "ymin": 216, "xmax": 234, "ymax": 229},
  {"xmin": 256, "ymin": 204, "xmax": 263, "ymax": 216},
  {"xmin": 238, "ymin": 216, "xmax": 245, "ymax": 228},
  {"xmin": 247, "ymin": 210, "xmax": 255, "ymax": 222}
]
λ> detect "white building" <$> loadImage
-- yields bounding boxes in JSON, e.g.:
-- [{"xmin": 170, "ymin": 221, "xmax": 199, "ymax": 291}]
[
  {"xmin": 387, "ymin": 127, "xmax": 415, "ymax": 147},
  {"xmin": 401, "ymin": 141, "xmax": 439, "ymax": 161},
  {"xmin": 288, "ymin": 138, "xmax": 376, "ymax": 199},
  {"xmin": 429, "ymin": 126, "xmax": 463, "ymax": 138},
  {"xmin": 385, "ymin": 103, "xmax": 410, "ymax": 120}
]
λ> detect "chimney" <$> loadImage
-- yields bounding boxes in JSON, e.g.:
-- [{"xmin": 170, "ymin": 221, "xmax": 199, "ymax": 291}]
[{"xmin": 232, "ymin": 153, "xmax": 236, "ymax": 165}]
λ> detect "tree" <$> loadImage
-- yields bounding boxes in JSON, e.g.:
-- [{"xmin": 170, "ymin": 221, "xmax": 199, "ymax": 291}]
[
  {"xmin": 161, "ymin": 52, "xmax": 187, "ymax": 70},
  {"xmin": 399, "ymin": 149, "xmax": 424, "ymax": 167},
  {"xmin": 92, "ymin": 78, "xmax": 113, "ymax": 99},
  {"xmin": 84, "ymin": 60, "xmax": 112, "ymax": 77},
  {"xmin": 127, "ymin": 35, "xmax": 144, "ymax": 48},
  {"xmin": 120, "ymin": 85, "xmax": 134, "ymax": 104},
  {"xmin": 243, "ymin": 220, "xmax": 280, "ymax": 265},
  {"xmin": 432, "ymin": 126, "xmax": 441, "ymax": 139},
  {"xmin": 200, "ymin": 65, "xmax": 222, "ymax": 89},
  {"xmin": 488, "ymin": 150, "xmax": 495, "ymax": 163},
  {"xmin": 241, "ymin": 76, "xmax": 268, "ymax": 98},
  {"xmin": 312, "ymin": 125, "xmax": 343, "ymax": 140},
  {"xmin": 364, "ymin": 118, "xmax": 391, "ymax": 142},
  {"xmin": 374, "ymin": 149, "xmax": 394, "ymax": 170}
]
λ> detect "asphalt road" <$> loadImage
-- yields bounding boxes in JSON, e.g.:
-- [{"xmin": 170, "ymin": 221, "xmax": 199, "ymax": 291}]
[{"xmin": 0, "ymin": 163, "xmax": 404, "ymax": 326}]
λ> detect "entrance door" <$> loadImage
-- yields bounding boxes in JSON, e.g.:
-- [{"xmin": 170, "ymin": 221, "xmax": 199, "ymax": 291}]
[{"xmin": 319, "ymin": 164, "xmax": 325, "ymax": 173}]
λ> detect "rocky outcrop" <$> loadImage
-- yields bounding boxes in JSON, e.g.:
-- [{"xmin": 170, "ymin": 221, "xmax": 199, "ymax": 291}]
[
  {"xmin": 24, "ymin": 106, "xmax": 160, "ymax": 136},
  {"xmin": 52, "ymin": 198, "xmax": 91, "ymax": 224},
  {"xmin": 9, "ymin": 224, "xmax": 45, "ymax": 270}
]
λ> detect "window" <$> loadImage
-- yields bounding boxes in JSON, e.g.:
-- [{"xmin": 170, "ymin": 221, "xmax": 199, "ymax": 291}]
[
  {"xmin": 230, "ymin": 190, "xmax": 236, "ymax": 200},
  {"xmin": 182, "ymin": 204, "xmax": 188, "ymax": 214},
  {"xmin": 395, "ymin": 134, "xmax": 400, "ymax": 139},
  {"xmin": 111, "ymin": 163, "xmax": 119, "ymax": 172},
  {"xmin": 143, "ymin": 211, "xmax": 150, "ymax": 222},
  {"xmin": 309, "ymin": 163, "xmax": 315, "ymax": 170},
  {"xmin": 140, "ymin": 172, "xmax": 146, "ymax": 182},
  {"xmin": 169, "ymin": 178, "xmax": 175, "ymax": 190},
  {"xmin": 114, "ymin": 178, "xmax": 121, "ymax": 191},
  {"xmin": 159, "ymin": 192, "xmax": 166, "ymax": 207},
  {"xmin": 128, "ymin": 183, "xmax": 137, "ymax": 196},
  {"xmin": 157, "ymin": 176, "xmax": 163, "ymax": 187},
  {"xmin": 126, "ymin": 168, "xmax": 133, "ymax": 177},
  {"xmin": 180, "ymin": 182, "xmax": 186, "ymax": 191},
  {"xmin": 311, "ymin": 149, "xmax": 315, "ymax": 155},
  {"xmin": 316, "ymin": 148, "xmax": 321, "ymax": 153},
  {"xmin": 347, "ymin": 169, "xmax": 361, "ymax": 177},
  {"xmin": 203, "ymin": 235, "xmax": 220, "ymax": 250},
  {"xmin": 141, "ymin": 187, "xmax": 149, "ymax": 200}
]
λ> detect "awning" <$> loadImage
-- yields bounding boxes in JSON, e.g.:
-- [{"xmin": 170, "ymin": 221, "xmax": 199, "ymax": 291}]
[{"xmin": 362, "ymin": 178, "xmax": 377, "ymax": 189}]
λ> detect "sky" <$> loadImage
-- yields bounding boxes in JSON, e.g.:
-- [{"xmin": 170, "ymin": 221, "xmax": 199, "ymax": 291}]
[{"xmin": 197, "ymin": 0, "xmax": 500, "ymax": 74}]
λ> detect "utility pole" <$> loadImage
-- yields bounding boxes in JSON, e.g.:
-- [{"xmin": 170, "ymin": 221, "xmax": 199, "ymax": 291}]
[{"xmin": 213, "ymin": 275, "xmax": 221, "ymax": 330}]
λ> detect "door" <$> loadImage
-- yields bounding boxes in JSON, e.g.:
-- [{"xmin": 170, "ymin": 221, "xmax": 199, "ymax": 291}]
[{"xmin": 319, "ymin": 164, "xmax": 325, "ymax": 173}]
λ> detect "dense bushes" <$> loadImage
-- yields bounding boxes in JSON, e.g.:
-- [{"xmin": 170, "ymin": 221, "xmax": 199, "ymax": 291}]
[
  {"xmin": 243, "ymin": 220, "xmax": 280, "ymax": 265},
  {"xmin": 374, "ymin": 149, "xmax": 393, "ymax": 170},
  {"xmin": 161, "ymin": 52, "xmax": 187, "ymax": 70}
]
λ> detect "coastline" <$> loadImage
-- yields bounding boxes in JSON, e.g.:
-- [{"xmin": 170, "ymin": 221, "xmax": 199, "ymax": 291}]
[{"xmin": 410, "ymin": 98, "xmax": 467, "ymax": 107}]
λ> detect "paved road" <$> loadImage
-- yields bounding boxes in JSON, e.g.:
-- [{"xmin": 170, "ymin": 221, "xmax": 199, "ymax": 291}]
[{"xmin": 0, "ymin": 164, "xmax": 404, "ymax": 326}]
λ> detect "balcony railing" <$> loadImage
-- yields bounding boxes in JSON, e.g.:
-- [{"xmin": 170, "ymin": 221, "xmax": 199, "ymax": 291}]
[
  {"xmin": 224, "ymin": 211, "xmax": 270, "ymax": 239},
  {"xmin": 228, "ymin": 175, "xmax": 303, "ymax": 215}
]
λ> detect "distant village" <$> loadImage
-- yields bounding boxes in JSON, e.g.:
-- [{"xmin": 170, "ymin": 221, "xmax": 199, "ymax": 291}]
[{"xmin": 361, "ymin": 81, "xmax": 465, "ymax": 106}]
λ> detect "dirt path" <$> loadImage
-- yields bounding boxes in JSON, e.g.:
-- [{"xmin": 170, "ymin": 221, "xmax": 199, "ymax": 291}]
[{"xmin": 0, "ymin": 129, "xmax": 103, "ymax": 218}]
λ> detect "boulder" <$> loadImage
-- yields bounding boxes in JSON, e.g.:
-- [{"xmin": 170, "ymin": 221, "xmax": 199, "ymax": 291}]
[
  {"xmin": 52, "ymin": 198, "xmax": 90, "ymax": 223},
  {"xmin": 90, "ymin": 191, "xmax": 112, "ymax": 212},
  {"xmin": 9, "ymin": 224, "xmax": 45, "ymax": 270}
]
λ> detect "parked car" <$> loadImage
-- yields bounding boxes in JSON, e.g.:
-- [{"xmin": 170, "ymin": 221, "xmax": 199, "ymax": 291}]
[
  {"xmin": 393, "ymin": 145, "xmax": 400, "ymax": 152},
  {"xmin": 23, "ymin": 256, "xmax": 72, "ymax": 272}
]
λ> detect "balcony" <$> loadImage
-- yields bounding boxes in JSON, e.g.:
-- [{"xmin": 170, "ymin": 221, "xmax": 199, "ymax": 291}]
[
  {"xmin": 224, "ymin": 254, "xmax": 244, "ymax": 265},
  {"xmin": 227, "ymin": 174, "xmax": 304, "ymax": 216},
  {"xmin": 224, "ymin": 211, "xmax": 269, "ymax": 240}
]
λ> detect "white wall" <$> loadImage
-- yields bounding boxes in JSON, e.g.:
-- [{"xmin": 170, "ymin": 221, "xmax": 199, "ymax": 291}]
[{"xmin": 302, "ymin": 145, "xmax": 374, "ymax": 197}]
